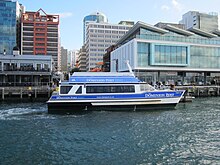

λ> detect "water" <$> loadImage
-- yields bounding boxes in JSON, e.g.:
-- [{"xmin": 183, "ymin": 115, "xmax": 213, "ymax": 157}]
[{"xmin": 0, "ymin": 98, "xmax": 220, "ymax": 165}]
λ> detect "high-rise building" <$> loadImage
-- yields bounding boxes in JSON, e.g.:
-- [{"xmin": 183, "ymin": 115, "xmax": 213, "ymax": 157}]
[
  {"xmin": 78, "ymin": 45, "xmax": 86, "ymax": 72},
  {"xmin": 60, "ymin": 46, "xmax": 68, "ymax": 72},
  {"xmin": 83, "ymin": 12, "xmax": 108, "ymax": 44},
  {"xmin": 0, "ymin": 0, "xmax": 23, "ymax": 55},
  {"xmin": 67, "ymin": 50, "xmax": 79, "ymax": 71},
  {"xmin": 179, "ymin": 11, "xmax": 218, "ymax": 32},
  {"xmin": 85, "ymin": 21, "xmax": 134, "ymax": 71},
  {"xmin": 21, "ymin": 8, "xmax": 59, "ymax": 70}
]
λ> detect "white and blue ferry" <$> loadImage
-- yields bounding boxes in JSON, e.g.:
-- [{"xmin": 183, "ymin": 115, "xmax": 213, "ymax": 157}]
[{"xmin": 47, "ymin": 72, "xmax": 185, "ymax": 113}]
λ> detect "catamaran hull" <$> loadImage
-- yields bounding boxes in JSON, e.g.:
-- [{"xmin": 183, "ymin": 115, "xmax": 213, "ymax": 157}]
[{"xmin": 47, "ymin": 98, "xmax": 180, "ymax": 114}]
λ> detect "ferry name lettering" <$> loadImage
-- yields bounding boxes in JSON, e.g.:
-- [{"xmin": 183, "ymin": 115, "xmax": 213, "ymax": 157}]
[
  {"xmin": 86, "ymin": 78, "xmax": 115, "ymax": 82},
  {"xmin": 165, "ymin": 93, "xmax": 174, "ymax": 97},
  {"xmin": 145, "ymin": 93, "xmax": 175, "ymax": 98},
  {"xmin": 145, "ymin": 93, "xmax": 166, "ymax": 98}
]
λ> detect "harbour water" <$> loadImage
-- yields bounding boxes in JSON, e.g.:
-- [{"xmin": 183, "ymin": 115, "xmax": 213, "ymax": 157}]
[{"xmin": 0, "ymin": 98, "xmax": 220, "ymax": 164}]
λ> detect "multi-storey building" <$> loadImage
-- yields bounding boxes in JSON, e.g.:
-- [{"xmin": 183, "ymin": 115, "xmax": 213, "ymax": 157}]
[
  {"xmin": 180, "ymin": 11, "xmax": 218, "ymax": 32},
  {"xmin": 67, "ymin": 50, "xmax": 79, "ymax": 71},
  {"xmin": 0, "ymin": 50, "xmax": 52, "ymax": 87},
  {"xmin": 60, "ymin": 46, "xmax": 67, "ymax": 72},
  {"xmin": 85, "ymin": 21, "xmax": 134, "ymax": 71},
  {"xmin": 83, "ymin": 12, "xmax": 108, "ymax": 44},
  {"xmin": 78, "ymin": 45, "xmax": 86, "ymax": 72},
  {"xmin": 0, "ymin": 0, "xmax": 23, "ymax": 55},
  {"xmin": 110, "ymin": 21, "xmax": 220, "ymax": 85},
  {"xmin": 21, "ymin": 9, "xmax": 59, "ymax": 70}
]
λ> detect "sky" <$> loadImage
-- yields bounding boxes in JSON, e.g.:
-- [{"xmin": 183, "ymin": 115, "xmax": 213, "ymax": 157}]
[{"xmin": 18, "ymin": 0, "xmax": 220, "ymax": 50}]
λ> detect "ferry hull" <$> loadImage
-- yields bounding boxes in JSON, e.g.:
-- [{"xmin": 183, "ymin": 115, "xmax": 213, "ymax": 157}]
[{"xmin": 47, "ymin": 100, "xmax": 178, "ymax": 114}]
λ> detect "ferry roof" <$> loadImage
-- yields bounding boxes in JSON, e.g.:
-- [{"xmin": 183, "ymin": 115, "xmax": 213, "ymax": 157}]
[{"xmin": 68, "ymin": 72, "xmax": 142, "ymax": 83}]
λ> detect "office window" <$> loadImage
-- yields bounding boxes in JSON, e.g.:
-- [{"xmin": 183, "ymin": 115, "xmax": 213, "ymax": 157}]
[{"xmin": 153, "ymin": 45, "xmax": 188, "ymax": 66}]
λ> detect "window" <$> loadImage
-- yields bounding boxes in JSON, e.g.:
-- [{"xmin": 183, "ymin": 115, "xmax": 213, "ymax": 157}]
[
  {"xmin": 153, "ymin": 45, "xmax": 188, "ymax": 65},
  {"xmin": 60, "ymin": 86, "xmax": 72, "ymax": 94},
  {"xmin": 86, "ymin": 85, "xmax": 135, "ymax": 93},
  {"xmin": 76, "ymin": 86, "xmax": 82, "ymax": 94}
]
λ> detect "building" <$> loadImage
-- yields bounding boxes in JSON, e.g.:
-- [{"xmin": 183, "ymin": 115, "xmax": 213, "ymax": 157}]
[
  {"xmin": 0, "ymin": 0, "xmax": 24, "ymax": 55},
  {"xmin": 78, "ymin": 45, "xmax": 86, "ymax": 72},
  {"xmin": 57, "ymin": 36, "xmax": 61, "ymax": 71},
  {"xmin": 21, "ymin": 8, "xmax": 59, "ymax": 70},
  {"xmin": 85, "ymin": 20, "xmax": 134, "ymax": 71},
  {"xmin": 103, "ymin": 45, "xmax": 116, "ymax": 72},
  {"xmin": 110, "ymin": 21, "xmax": 220, "ymax": 85},
  {"xmin": 0, "ymin": 50, "xmax": 52, "ymax": 87},
  {"xmin": 60, "ymin": 46, "xmax": 68, "ymax": 72},
  {"xmin": 180, "ymin": 11, "xmax": 218, "ymax": 32},
  {"xmin": 83, "ymin": 11, "xmax": 108, "ymax": 44},
  {"xmin": 67, "ymin": 50, "xmax": 79, "ymax": 72}
]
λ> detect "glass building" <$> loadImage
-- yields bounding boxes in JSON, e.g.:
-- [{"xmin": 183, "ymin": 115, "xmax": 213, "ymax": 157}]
[
  {"xmin": 0, "ymin": 0, "xmax": 23, "ymax": 55},
  {"xmin": 111, "ymin": 21, "xmax": 220, "ymax": 85}
]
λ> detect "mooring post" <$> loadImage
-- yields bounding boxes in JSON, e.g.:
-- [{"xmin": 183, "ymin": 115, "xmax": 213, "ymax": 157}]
[
  {"xmin": 35, "ymin": 88, "xmax": 37, "ymax": 98},
  {"xmin": 48, "ymin": 87, "xmax": 50, "ymax": 97},
  {"xmin": 217, "ymin": 86, "xmax": 220, "ymax": 96},
  {"xmin": 20, "ymin": 88, "xmax": 22, "ymax": 99},
  {"xmin": 2, "ymin": 88, "xmax": 4, "ymax": 100}
]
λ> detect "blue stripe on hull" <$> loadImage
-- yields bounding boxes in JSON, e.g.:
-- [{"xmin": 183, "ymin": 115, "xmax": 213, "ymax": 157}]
[{"xmin": 50, "ymin": 91, "xmax": 184, "ymax": 101}]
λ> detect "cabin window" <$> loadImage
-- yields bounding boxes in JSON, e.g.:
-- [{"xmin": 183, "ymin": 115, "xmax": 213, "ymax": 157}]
[
  {"xmin": 60, "ymin": 86, "xmax": 72, "ymax": 94},
  {"xmin": 86, "ymin": 85, "xmax": 135, "ymax": 93},
  {"xmin": 76, "ymin": 86, "xmax": 82, "ymax": 94}
]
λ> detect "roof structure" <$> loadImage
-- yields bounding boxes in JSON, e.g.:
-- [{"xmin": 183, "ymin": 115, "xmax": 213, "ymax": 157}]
[
  {"xmin": 212, "ymin": 30, "xmax": 220, "ymax": 37},
  {"xmin": 188, "ymin": 27, "xmax": 218, "ymax": 38},
  {"xmin": 164, "ymin": 24, "xmax": 194, "ymax": 36},
  {"xmin": 116, "ymin": 21, "xmax": 220, "ymax": 46},
  {"xmin": 116, "ymin": 21, "xmax": 168, "ymax": 45}
]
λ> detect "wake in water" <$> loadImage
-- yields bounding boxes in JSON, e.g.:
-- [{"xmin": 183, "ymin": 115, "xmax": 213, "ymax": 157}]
[{"xmin": 0, "ymin": 103, "xmax": 50, "ymax": 120}]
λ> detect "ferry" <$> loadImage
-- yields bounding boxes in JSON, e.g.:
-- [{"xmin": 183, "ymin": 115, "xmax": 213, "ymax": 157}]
[{"xmin": 47, "ymin": 72, "xmax": 185, "ymax": 113}]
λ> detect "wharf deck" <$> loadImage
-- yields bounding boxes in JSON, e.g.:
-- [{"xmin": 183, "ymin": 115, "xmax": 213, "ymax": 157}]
[
  {"xmin": 0, "ymin": 86, "xmax": 53, "ymax": 101},
  {"xmin": 175, "ymin": 85, "xmax": 220, "ymax": 97}
]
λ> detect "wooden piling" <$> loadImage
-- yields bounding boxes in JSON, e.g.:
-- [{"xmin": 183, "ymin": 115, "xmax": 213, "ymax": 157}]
[
  {"xmin": 35, "ymin": 88, "xmax": 37, "ymax": 98},
  {"xmin": 20, "ymin": 88, "xmax": 22, "ymax": 99},
  {"xmin": 2, "ymin": 88, "xmax": 4, "ymax": 100}
]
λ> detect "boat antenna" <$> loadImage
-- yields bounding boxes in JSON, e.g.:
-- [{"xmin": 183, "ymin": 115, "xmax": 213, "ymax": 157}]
[{"xmin": 126, "ymin": 60, "xmax": 135, "ymax": 77}]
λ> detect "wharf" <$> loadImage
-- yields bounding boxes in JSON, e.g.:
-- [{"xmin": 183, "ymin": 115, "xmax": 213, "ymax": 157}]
[
  {"xmin": 0, "ymin": 85, "xmax": 219, "ymax": 102},
  {"xmin": 0, "ymin": 86, "xmax": 53, "ymax": 101},
  {"xmin": 175, "ymin": 85, "xmax": 220, "ymax": 97}
]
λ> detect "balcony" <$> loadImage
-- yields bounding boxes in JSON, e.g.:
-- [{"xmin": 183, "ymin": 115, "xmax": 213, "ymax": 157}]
[{"xmin": 0, "ymin": 67, "xmax": 51, "ymax": 76}]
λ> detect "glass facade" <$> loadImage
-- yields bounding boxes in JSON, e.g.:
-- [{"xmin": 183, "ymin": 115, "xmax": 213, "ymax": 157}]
[
  {"xmin": 137, "ymin": 42, "xmax": 149, "ymax": 67},
  {"xmin": 135, "ymin": 27, "xmax": 220, "ymax": 69},
  {"xmin": 152, "ymin": 45, "xmax": 188, "ymax": 66},
  {"xmin": 138, "ymin": 28, "xmax": 220, "ymax": 45},
  {"xmin": 190, "ymin": 46, "xmax": 220, "ymax": 68},
  {"xmin": 137, "ymin": 43, "xmax": 189, "ymax": 67},
  {"xmin": 0, "ymin": 0, "xmax": 17, "ymax": 54}
]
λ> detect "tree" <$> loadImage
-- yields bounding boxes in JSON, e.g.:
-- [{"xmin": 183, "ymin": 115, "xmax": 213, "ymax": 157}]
[{"xmin": 70, "ymin": 68, "xmax": 80, "ymax": 74}]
